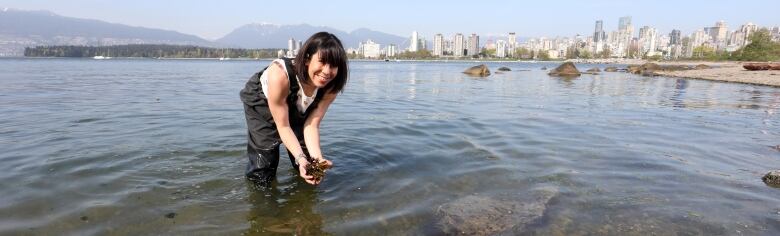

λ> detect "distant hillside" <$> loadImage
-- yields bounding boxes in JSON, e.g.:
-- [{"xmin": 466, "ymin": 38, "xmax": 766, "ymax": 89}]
[
  {"xmin": 0, "ymin": 8, "xmax": 215, "ymax": 56},
  {"xmin": 25, "ymin": 44, "xmax": 279, "ymax": 58},
  {"xmin": 216, "ymin": 23, "xmax": 408, "ymax": 49}
]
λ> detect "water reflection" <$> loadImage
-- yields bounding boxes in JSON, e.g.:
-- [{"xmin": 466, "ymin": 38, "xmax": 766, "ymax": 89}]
[
  {"xmin": 244, "ymin": 180, "xmax": 324, "ymax": 235},
  {"xmin": 671, "ymin": 79, "xmax": 688, "ymax": 108}
]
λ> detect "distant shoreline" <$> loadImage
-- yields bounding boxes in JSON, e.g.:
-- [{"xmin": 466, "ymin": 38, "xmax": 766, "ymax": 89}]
[{"xmin": 6, "ymin": 56, "xmax": 779, "ymax": 88}]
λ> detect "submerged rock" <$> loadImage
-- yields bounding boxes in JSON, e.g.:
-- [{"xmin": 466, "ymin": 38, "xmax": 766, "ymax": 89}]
[
  {"xmin": 604, "ymin": 66, "xmax": 618, "ymax": 72},
  {"xmin": 763, "ymin": 170, "xmax": 780, "ymax": 187},
  {"xmin": 436, "ymin": 186, "xmax": 558, "ymax": 235},
  {"xmin": 498, "ymin": 67, "xmax": 511, "ymax": 71},
  {"xmin": 541, "ymin": 67, "xmax": 547, "ymax": 70},
  {"xmin": 548, "ymin": 62, "xmax": 581, "ymax": 77},
  {"xmin": 587, "ymin": 67, "xmax": 601, "ymax": 72},
  {"xmin": 627, "ymin": 63, "xmax": 664, "ymax": 76},
  {"xmin": 695, "ymin": 64, "xmax": 712, "ymax": 70},
  {"xmin": 464, "ymin": 64, "xmax": 491, "ymax": 76}
]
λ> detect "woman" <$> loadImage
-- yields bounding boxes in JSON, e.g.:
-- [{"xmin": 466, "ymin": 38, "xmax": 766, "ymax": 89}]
[{"xmin": 240, "ymin": 32, "xmax": 348, "ymax": 185}]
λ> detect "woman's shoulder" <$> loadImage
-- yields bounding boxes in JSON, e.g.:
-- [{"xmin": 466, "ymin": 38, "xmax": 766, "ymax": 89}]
[{"xmin": 265, "ymin": 60, "xmax": 290, "ymax": 87}]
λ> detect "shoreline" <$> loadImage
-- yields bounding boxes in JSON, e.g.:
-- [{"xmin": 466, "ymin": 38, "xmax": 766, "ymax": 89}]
[{"xmin": 649, "ymin": 62, "xmax": 780, "ymax": 87}]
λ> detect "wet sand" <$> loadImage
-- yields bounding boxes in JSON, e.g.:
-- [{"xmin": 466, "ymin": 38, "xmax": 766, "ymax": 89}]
[{"xmin": 633, "ymin": 61, "xmax": 780, "ymax": 87}]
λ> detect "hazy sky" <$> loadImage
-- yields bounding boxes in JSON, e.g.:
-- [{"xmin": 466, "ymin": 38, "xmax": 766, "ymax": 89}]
[{"xmin": 3, "ymin": 0, "xmax": 779, "ymax": 40}]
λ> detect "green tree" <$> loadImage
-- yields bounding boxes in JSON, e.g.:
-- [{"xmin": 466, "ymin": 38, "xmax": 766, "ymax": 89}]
[
  {"xmin": 484, "ymin": 48, "xmax": 496, "ymax": 57},
  {"xmin": 598, "ymin": 47, "xmax": 612, "ymax": 58},
  {"xmin": 731, "ymin": 29, "xmax": 780, "ymax": 61},
  {"xmin": 537, "ymin": 50, "xmax": 550, "ymax": 60},
  {"xmin": 579, "ymin": 50, "xmax": 592, "ymax": 59},
  {"xmin": 515, "ymin": 48, "xmax": 531, "ymax": 59},
  {"xmin": 692, "ymin": 45, "xmax": 715, "ymax": 59}
]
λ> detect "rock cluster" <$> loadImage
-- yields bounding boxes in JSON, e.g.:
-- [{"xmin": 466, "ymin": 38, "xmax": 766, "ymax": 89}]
[
  {"xmin": 464, "ymin": 64, "xmax": 491, "ymax": 76},
  {"xmin": 548, "ymin": 62, "xmax": 581, "ymax": 77}
]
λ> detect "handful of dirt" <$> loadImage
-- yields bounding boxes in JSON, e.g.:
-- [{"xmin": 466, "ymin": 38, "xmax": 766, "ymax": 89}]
[{"xmin": 305, "ymin": 158, "xmax": 329, "ymax": 182}]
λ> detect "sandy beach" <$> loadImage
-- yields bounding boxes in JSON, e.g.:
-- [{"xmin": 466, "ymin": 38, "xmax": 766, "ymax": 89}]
[{"xmin": 631, "ymin": 61, "xmax": 780, "ymax": 87}]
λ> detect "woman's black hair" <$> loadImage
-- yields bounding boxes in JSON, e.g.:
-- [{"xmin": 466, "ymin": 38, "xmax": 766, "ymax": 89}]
[{"xmin": 294, "ymin": 32, "xmax": 349, "ymax": 94}]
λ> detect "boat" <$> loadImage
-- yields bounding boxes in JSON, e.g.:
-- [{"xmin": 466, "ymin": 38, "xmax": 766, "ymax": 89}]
[{"xmin": 93, "ymin": 56, "xmax": 111, "ymax": 60}]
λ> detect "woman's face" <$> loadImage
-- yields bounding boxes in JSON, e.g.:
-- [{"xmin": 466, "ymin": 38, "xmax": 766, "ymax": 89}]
[{"xmin": 306, "ymin": 51, "xmax": 338, "ymax": 88}]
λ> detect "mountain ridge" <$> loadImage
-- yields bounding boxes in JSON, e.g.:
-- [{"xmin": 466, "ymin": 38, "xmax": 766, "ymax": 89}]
[{"xmin": 0, "ymin": 8, "xmax": 409, "ymax": 56}]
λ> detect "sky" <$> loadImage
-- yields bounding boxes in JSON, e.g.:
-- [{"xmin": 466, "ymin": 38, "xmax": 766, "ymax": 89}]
[{"xmin": 2, "ymin": 0, "xmax": 779, "ymax": 40}]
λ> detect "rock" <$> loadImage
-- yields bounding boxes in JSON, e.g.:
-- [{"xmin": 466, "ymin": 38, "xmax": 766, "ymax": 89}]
[
  {"xmin": 464, "ymin": 64, "xmax": 491, "ymax": 76},
  {"xmin": 694, "ymin": 64, "xmax": 711, "ymax": 70},
  {"xmin": 743, "ymin": 63, "xmax": 780, "ymax": 71},
  {"xmin": 498, "ymin": 67, "xmax": 511, "ymax": 71},
  {"xmin": 604, "ymin": 67, "xmax": 618, "ymax": 72},
  {"xmin": 663, "ymin": 65, "xmax": 691, "ymax": 71},
  {"xmin": 548, "ymin": 62, "xmax": 581, "ymax": 77},
  {"xmin": 627, "ymin": 65, "xmax": 642, "ymax": 74},
  {"xmin": 627, "ymin": 63, "xmax": 669, "ymax": 76},
  {"xmin": 436, "ymin": 186, "xmax": 558, "ymax": 235},
  {"xmin": 587, "ymin": 67, "xmax": 601, "ymax": 72},
  {"xmin": 764, "ymin": 170, "xmax": 780, "ymax": 187},
  {"xmin": 541, "ymin": 67, "xmax": 547, "ymax": 70}
]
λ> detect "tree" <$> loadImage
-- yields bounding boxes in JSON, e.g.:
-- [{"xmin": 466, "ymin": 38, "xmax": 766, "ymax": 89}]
[
  {"xmin": 598, "ymin": 47, "xmax": 612, "ymax": 58},
  {"xmin": 579, "ymin": 50, "xmax": 592, "ymax": 59},
  {"xmin": 515, "ymin": 48, "xmax": 531, "ymax": 59},
  {"xmin": 537, "ymin": 50, "xmax": 550, "ymax": 60},
  {"xmin": 484, "ymin": 48, "xmax": 496, "ymax": 57},
  {"xmin": 731, "ymin": 28, "xmax": 780, "ymax": 61},
  {"xmin": 692, "ymin": 45, "xmax": 715, "ymax": 59}
]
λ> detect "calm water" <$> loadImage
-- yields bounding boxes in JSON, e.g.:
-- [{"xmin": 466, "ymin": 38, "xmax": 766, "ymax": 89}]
[{"xmin": 1, "ymin": 58, "xmax": 779, "ymax": 235}]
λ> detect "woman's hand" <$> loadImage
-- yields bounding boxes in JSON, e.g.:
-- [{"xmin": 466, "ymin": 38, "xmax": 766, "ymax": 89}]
[
  {"xmin": 313, "ymin": 156, "xmax": 333, "ymax": 169},
  {"xmin": 297, "ymin": 159, "xmax": 318, "ymax": 185}
]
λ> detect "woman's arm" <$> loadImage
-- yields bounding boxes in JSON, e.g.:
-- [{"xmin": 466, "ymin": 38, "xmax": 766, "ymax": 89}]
[
  {"xmin": 302, "ymin": 91, "xmax": 338, "ymax": 166},
  {"xmin": 265, "ymin": 62, "xmax": 316, "ymax": 184}
]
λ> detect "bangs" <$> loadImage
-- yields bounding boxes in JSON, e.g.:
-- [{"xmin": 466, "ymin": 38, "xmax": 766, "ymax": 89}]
[{"xmin": 317, "ymin": 42, "xmax": 347, "ymax": 67}]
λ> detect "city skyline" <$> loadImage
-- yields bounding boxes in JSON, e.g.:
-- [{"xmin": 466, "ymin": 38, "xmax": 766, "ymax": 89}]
[{"xmin": 2, "ymin": 0, "xmax": 779, "ymax": 40}]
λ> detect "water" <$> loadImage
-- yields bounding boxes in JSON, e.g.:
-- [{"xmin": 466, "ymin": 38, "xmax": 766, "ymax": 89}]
[{"xmin": 1, "ymin": 58, "xmax": 779, "ymax": 235}]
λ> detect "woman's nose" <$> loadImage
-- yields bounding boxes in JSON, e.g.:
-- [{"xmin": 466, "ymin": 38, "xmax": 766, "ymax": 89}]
[{"xmin": 322, "ymin": 65, "xmax": 332, "ymax": 74}]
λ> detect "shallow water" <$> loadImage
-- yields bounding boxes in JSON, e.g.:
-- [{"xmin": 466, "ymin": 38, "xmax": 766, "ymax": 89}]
[{"xmin": 1, "ymin": 58, "xmax": 779, "ymax": 235}]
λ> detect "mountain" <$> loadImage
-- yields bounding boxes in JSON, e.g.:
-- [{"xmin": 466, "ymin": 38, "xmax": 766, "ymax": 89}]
[
  {"xmin": 216, "ymin": 23, "xmax": 408, "ymax": 49},
  {"xmin": 0, "ymin": 8, "xmax": 215, "ymax": 56}
]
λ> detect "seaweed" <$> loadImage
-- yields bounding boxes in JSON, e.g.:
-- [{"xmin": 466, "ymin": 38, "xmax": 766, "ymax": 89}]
[{"xmin": 305, "ymin": 158, "xmax": 329, "ymax": 183}]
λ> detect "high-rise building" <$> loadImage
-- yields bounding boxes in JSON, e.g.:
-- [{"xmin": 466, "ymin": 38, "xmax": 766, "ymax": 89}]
[
  {"xmin": 617, "ymin": 16, "xmax": 633, "ymax": 58},
  {"xmin": 454, "ymin": 33, "xmax": 465, "ymax": 57},
  {"xmin": 692, "ymin": 29, "xmax": 708, "ymax": 49},
  {"xmin": 386, "ymin": 44, "xmax": 397, "ymax": 57},
  {"xmin": 670, "ymin": 29, "xmax": 681, "ymax": 45},
  {"xmin": 638, "ymin": 26, "xmax": 658, "ymax": 56},
  {"xmin": 508, "ymin": 32, "xmax": 517, "ymax": 57},
  {"xmin": 361, "ymin": 39, "xmax": 381, "ymax": 58},
  {"xmin": 495, "ymin": 40, "xmax": 507, "ymax": 58},
  {"xmin": 593, "ymin": 20, "xmax": 606, "ymax": 53},
  {"xmin": 594, "ymin": 20, "xmax": 606, "ymax": 42},
  {"xmin": 288, "ymin": 38, "xmax": 295, "ymax": 52},
  {"xmin": 739, "ymin": 22, "xmax": 758, "ymax": 46},
  {"xmin": 433, "ymin": 34, "xmax": 444, "ymax": 56},
  {"xmin": 712, "ymin": 21, "xmax": 728, "ymax": 43},
  {"xmin": 467, "ymin": 33, "xmax": 479, "ymax": 56},
  {"xmin": 618, "ymin": 16, "xmax": 632, "ymax": 31},
  {"xmin": 410, "ymin": 31, "xmax": 419, "ymax": 52},
  {"xmin": 286, "ymin": 38, "xmax": 297, "ymax": 58}
]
